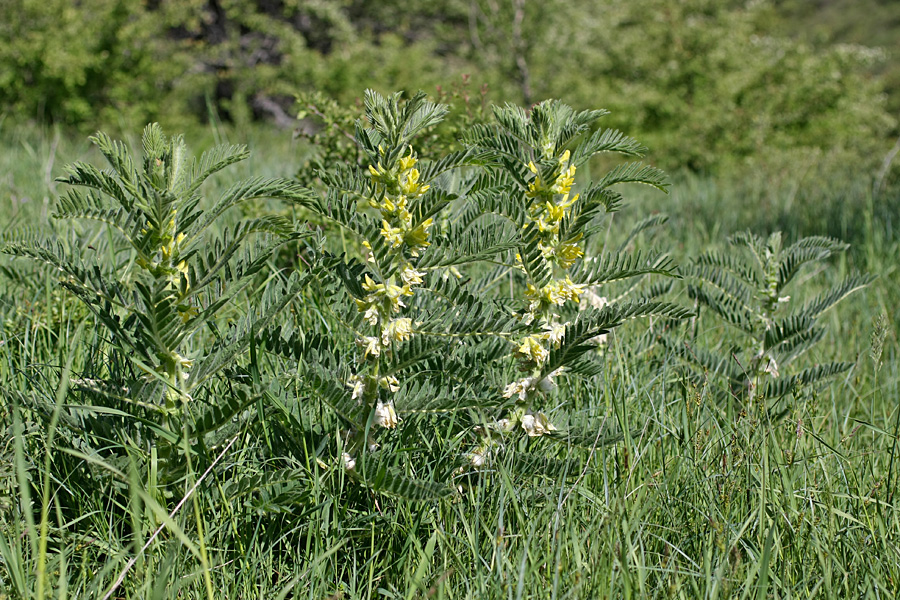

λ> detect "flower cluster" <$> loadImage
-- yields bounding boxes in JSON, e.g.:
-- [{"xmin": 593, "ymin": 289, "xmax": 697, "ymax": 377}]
[
  {"xmin": 524, "ymin": 276, "xmax": 586, "ymax": 315},
  {"xmin": 353, "ymin": 263, "xmax": 423, "ymax": 348},
  {"xmin": 340, "ymin": 148, "xmax": 441, "ymax": 454},
  {"xmin": 368, "ymin": 147, "xmax": 434, "ymax": 257},
  {"xmin": 502, "ymin": 368, "xmax": 564, "ymax": 403},
  {"xmin": 524, "ymin": 150, "xmax": 585, "ymax": 268},
  {"xmin": 354, "ymin": 274, "xmax": 413, "ymax": 326},
  {"xmin": 346, "ymin": 373, "xmax": 401, "ymax": 429},
  {"xmin": 481, "ymin": 150, "xmax": 593, "ymax": 456}
]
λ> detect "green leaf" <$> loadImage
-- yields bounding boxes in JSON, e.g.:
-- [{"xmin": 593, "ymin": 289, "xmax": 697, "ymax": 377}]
[
  {"xmin": 549, "ymin": 420, "xmax": 627, "ymax": 448},
  {"xmin": 353, "ymin": 455, "xmax": 453, "ymax": 500},
  {"xmin": 799, "ymin": 274, "xmax": 874, "ymax": 319},
  {"xmin": 762, "ymin": 362, "xmax": 855, "ymax": 398},
  {"xmin": 571, "ymin": 250, "xmax": 678, "ymax": 286},
  {"xmin": 192, "ymin": 387, "xmax": 258, "ymax": 436},
  {"xmin": 572, "ymin": 128, "xmax": 647, "ymax": 166},
  {"xmin": 596, "ymin": 162, "xmax": 668, "ymax": 192},
  {"xmin": 542, "ymin": 301, "xmax": 692, "ymax": 378}
]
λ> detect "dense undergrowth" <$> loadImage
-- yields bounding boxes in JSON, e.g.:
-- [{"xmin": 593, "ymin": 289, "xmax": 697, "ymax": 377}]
[{"xmin": 0, "ymin": 99, "xmax": 899, "ymax": 599}]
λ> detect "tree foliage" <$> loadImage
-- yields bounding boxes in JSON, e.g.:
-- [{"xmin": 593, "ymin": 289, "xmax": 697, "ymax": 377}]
[{"xmin": 0, "ymin": 0, "xmax": 893, "ymax": 178}]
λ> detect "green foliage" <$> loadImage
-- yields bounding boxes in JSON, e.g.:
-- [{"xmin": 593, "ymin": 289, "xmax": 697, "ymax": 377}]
[
  {"xmin": 278, "ymin": 91, "xmax": 689, "ymax": 497},
  {"xmin": 0, "ymin": 0, "xmax": 193, "ymax": 126},
  {"xmin": 296, "ymin": 77, "xmax": 491, "ymax": 190},
  {"xmin": 518, "ymin": 0, "xmax": 894, "ymax": 173},
  {"xmin": 0, "ymin": 101, "xmax": 896, "ymax": 598},
  {"xmin": 666, "ymin": 230, "xmax": 873, "ymax": 404},
  {"xmin": 1, "ymin": 124, "xmax": 309, "ymax": 451},
  {"xmin": 2, "ymin": 0, "xmax": 893, "ymax": 185}
]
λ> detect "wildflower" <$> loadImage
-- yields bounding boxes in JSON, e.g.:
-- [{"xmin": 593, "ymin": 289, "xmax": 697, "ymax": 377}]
[
  {"xmin": 544, "ymin": 321, "xmax": 567, "ymax": 346},
  {"xmin": 520, "ymin": 411, "xmax": 556, "ymax": 437},
  {"xmin": 441, "ymin": 266, "xmax": 463, "ymax": 280},
  {"xmin": 404, "ymin": 218, "xmax": 434, "ymax": 255},
  {"xmin": 342, "ymin": 452, "xmax": 356, "ymax": 471},
  {"xmin": 400, "ymin": 167, "xmax": 428, "ymax": 197},
  {"xmin": 361, "ymin": 240, "xmax": 376, "ymax": 263},
  {"xmin": 357, "ymin": 275, "xmax": 412, "ymax": 318},
  {"xmin": 347, "ymin": 374, "xmax": 368, "ymax": 403},
  {"xmin": 400, "ymin": 265, "xmax": 426, "ymax": 287},
  {"xmin": 551, "ymin": 157, "xmax": 576, "ymax": 197},
  {"xmin": 515, "ymin": 335, "xmax": 549, "ymax": 364},
  {"xmin": 466, "ymin": 445, "xmax": 490, "ymax": 467},
  {"xmin": 557, "ymin": 276, "xmax": 585, "ymax": 304},
  {"xmin": 361, "ymin": 274, "xmax": 381, "ymax": 293},
  {"xmin": 398, "ymin": 150, "xmax": 417, "ymax": 172},
  {"xmin": 359, "ymin": 336, "xmax": 381, "ymax": 358},
  {"xmin": 526, "ymin": 161, "xmax": 544, "ymax": 198},
  {"xmin": 525, "ymin": 277, "xmax": 586, "ymax": 312},
  {"xmin": 382, "ymin": 318, "xmax": 413, "ymax": 345},
  {"xmin": 172, "ymin": 352, "xmax": 193, "ymax": 370},
  {"xmin": 555, "ymin": 241, "xmax": 584, "ymax": 268},
  {"xmin": 379, "ymin": 375, "xmax": 400, "ymax": 393},
  {"xmin": 543, "ymin": 202, "xmax": 565, "ymax": 223},
  {"xmin": 381, "ymin": 220, "xmax": 406, "ymax": 248},
  {"xmin": 375, "ymin": 400, "xmax": 399, "ymax": 428},
  {"xmin": 361, "ymin": 304, "xmax": 380, "ymax": 325},
  {"xmin": 503, "ymin": 376, "xmax": 536, "ymax": 402},
  {"xmin": 538, "ymin": 367, "xmax": 565, "ymax": 393}
]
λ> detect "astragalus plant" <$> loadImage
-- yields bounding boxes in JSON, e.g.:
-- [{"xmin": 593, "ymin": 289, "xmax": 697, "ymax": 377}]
[
  {"xmin": 665, "ymin": 231, "xmax": 873, "ymax": 405},
  {"xmin": 275, "ymin": 91, "xmax": 691, "ymax": 498},
  {"xmin": 2, "ymin": 124, "xmax": 310, "ymax": 456}
]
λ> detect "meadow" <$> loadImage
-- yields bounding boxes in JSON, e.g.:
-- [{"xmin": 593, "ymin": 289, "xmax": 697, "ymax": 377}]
[{"xmin": 1, "ymin": 98, "xmax": 899, "ymax": 600}]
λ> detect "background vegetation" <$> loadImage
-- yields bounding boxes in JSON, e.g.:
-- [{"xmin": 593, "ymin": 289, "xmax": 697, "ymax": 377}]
[{"xmin": 1, "ymin": 0, "xmax": 899, "ymax": 598}]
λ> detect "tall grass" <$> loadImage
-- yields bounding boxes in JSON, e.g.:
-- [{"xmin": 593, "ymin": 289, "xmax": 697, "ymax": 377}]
[{"xmin": 1, "ymin": 125, "xmax": 898, "ymax": 598}]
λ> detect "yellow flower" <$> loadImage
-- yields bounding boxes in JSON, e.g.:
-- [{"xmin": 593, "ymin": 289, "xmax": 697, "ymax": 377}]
[
  {"xmin": 525, "ymin": 277, "xmax": 586, "ymax": 312},
  {"xmin": 400, "ymin": 265, "xmax": 426, "ymax": 287},
  {"xmin": 359, "ymin": 336, "xmax": 382, "ymax": 358},
  {"xmin": 404, "ymin": 218, "xmax": 434, "ymax": 255},
  {"xmin": 400, "ymin": 168, "xmax": 428, "ymax": 197},
  {"xmin": 347, "ymin": 374, "xmax": 368, "ymax": 402},
  {"xmin": 527, "ymin": 175, "xmax": 544, "ymax": 199},
  {"xmin": 399, "ymin": 151, "xmax": 417, "ymax": 172},
  {"xmin": 382, "ymin": 318, "xmax": 413, "ymax": 345},
  {"xmin": 558, "ymin": 275, "xmax": 585, "ymax": 304},
  {"xmin": 516, "ymin": 335, "xmax": 549, "ymax": 364},
  {"xmin": 502, "ymin": 376, "xmax": 536, "ymax": 402},
  {"xmin": 381, "ymin": 220, "xmax": 406, "ymax": 248},
  {"xmin": 361, "ymin": 274, "xmax": 380, "ymax": 293},
  {"xmin": 357, "ymin": 275, "xmax": 410, "ymax": 322},
  {"xmin": 555, "ymin": 241, "xmax": 584, "ymax": 268},
  {"xmin": 552, "ymin": 164, "xmax": 576, "ymax": 196},
  {"xmin": 379, "ymin": 375, "xmax": 400, "ymax": 393},
  {"xmin": 543, "ymin": 321, "xmax": 567, "ymax": 346},
  {"xmin": 520, "ymin": 411, "xmax": 556, "ymax": 437},
  {"xmin": 543, "ymin": 202, "xmax": 565, "ymax": 223}
]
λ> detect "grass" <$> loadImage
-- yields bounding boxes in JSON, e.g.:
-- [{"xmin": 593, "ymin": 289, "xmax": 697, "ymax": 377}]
[{"xmin": 1, "ymin": 123, "xmax": 899, "ymax": 599}]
